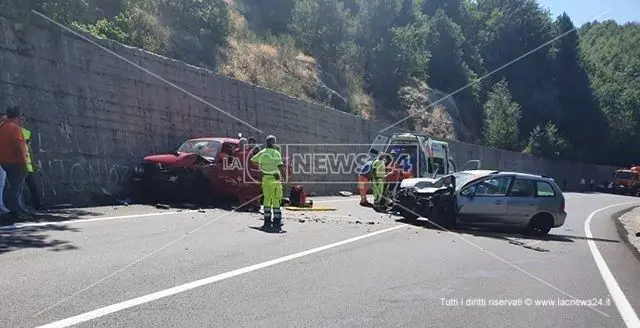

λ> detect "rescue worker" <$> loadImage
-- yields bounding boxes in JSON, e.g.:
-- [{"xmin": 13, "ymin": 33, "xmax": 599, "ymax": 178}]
[
  {"xmin": 371, "ymin": 153, "xmax": 393, "ymax": 208},
  {"xmin": 250, "ymin": 135, "xmax": 286, "ymax": 232},
  {"xmin": 357, "ymin": 160, "xmax": 373, "ymax": 207},
  {"xmin": 20, "ymin": 120, "xmax": 42, "ymax": 211}
]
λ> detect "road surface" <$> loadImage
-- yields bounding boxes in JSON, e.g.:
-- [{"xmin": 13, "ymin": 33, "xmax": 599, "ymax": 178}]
[{"xmin": 1, "ymin": 192, "xmax": 639, "ymax": 328}]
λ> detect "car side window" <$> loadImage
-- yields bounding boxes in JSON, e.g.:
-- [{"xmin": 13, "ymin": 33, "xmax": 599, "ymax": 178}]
[
  {"xmin": 509, "ymin": 178, "xmax": 536, "ymax": 197},
  {"xmin": 536, "ymin": 181, "xmax": 556, "ymax": 197},
  {"xmin": 475, "ymin": 176, "xmax": 512, "ymax": 196},
  {"xmin": 461, "ymin": 185, "xmax": 476, "ymax": 197}
]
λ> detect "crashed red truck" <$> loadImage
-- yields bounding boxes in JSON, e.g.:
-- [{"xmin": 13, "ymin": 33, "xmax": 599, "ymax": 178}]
[{"xmin": 130, "ymin": 137, "xmax": 293, "ymax": 210}]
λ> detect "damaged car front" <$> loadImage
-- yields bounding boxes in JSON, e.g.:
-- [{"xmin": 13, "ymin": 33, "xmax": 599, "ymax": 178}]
[
  {"xmin": 392, "ymin": 170, "xmax": 494, "ymax": 227},
  {"xmin": 131, "ymin": 138, "xmax": 222, "ymax": 204}
]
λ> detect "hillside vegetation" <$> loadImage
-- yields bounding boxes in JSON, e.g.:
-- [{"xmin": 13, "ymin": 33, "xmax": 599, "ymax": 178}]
[{"xmin": 4, "ymin": 0, "xmax": 640, "ymax": 166}]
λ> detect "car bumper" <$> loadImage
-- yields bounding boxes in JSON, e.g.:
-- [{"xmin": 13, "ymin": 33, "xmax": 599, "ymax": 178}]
[{"xmin": 553, "ymin": 211, "xmax": 567, "ymax": 228}]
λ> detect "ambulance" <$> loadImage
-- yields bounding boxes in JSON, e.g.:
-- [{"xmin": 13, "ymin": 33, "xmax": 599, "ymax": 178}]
[{"xmin": 366, "ymin": 133, "xmax": 479, "ymax": 181}]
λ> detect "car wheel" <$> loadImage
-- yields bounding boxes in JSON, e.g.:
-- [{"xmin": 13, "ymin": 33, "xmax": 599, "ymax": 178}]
[{"xmin": 525, "ymin": 213, "xmax": 553, "ymax": 236}]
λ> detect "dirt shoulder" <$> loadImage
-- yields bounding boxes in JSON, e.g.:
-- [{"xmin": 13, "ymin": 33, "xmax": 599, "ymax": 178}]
[{"xmin": 617, "ymin": 206, "xmax": 640, "ymax": 256}]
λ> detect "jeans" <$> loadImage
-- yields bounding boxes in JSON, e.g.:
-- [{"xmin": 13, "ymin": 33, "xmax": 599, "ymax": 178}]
[
  {"xmin": 19, "ymin": 172, "xmax": 41, "ymax": 211},
  {"xmin": 0, "ymin": 166, "xmax": 8, "ymax": 212},
  {"xmin": 1, "ymin": 164, "xmax": 27, "ymax": 215}
]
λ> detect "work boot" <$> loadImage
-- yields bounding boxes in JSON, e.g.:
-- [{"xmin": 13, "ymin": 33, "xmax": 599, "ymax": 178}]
[
  {"xmin": 262, "ymin": 207, "xmax": 273, "ymax": 231},
  {"xmin": 272, "ymin": 208, "xmax": 283, "ymax": 232}
]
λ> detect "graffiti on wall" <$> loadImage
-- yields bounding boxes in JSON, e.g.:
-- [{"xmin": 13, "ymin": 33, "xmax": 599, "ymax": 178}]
[{"xmin": 31, "ymin": 127, "xmax": 173, "ymax": 204}]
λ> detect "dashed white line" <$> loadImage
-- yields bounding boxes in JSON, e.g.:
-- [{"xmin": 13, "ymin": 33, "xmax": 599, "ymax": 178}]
[
  {"xmin": 34, "ymin": 225, "xmax": 404, "ymax": 328},
  {"xmin": 585, "ymin": 201, "xmax": 640, "ymax": 328}
]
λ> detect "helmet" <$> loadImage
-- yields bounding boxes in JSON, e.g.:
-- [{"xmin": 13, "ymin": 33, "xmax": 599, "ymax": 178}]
[{"xmin": 266, "ymin": 135, "xmax": 277, "ymax": 147}]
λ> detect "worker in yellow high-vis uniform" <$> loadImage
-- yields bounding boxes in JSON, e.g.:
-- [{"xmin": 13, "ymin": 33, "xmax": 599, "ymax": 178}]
[
  {"xmin": 21, "ymin": 126, "xmax": 42, "ymax": 211},
  {"xmin": 251, "ymin": 135, "xmax": 286, "ymax": 232},
  {"xmin": 371, "ymin": 153, "xmax": 390, "ymax": 208}
]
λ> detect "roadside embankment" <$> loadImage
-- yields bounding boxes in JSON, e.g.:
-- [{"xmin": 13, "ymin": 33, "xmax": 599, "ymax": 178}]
[{"xmin": 618, "ymin": 206, "xmax": 640, "ymax": 256}]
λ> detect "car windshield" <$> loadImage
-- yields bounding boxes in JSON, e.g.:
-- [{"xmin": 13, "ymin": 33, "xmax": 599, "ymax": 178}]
[
  {"xmin": 176, "ymin": 140, "xmax": 221, "ymax": 158},
  {"xmin": 451, "ymin": 171, "xmax": 484, "ymax": 191},
  {"xmin": 429, "ymin": 157, "xmax": 446, "ymax": 175},
  {"xmin": 615, "ymin": 171, "xmax": 638, "ymax": 180}
]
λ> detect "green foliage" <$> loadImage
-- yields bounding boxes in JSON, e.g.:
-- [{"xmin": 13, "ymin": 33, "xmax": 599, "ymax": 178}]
[
  {"xmin": 289, "ymin": 0, "xmax": 355, "ymax": 66},
  {"xmin": 483, "ymin": 79, "xmax": 521, "ymax": 151},
  {"xmin": 239, "ymin": 0, "xmax": 295, "ymax": 34},
  {"xmin": 159, "ymin": 0, "xmax": 231, "ymax": 68},
  {"xmin": 580, "ymin": 20, "xmax": 640, "ymax": 164},
  {"xmin": 80, "ymin": 6, "xmax": 169, "ymax": 53},
  {"xmin": 11, "ymin": 0, "xmax": 640, "ymax": 165},
  {"xmin": 523, "ymin": 122, "xmax": 568, "ymax": 158}
]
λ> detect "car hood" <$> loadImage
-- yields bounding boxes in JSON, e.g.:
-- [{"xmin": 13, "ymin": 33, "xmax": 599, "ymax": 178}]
[
  {"xmin": 400, "ymin": 177, "xmax": 440, "ymax": 189},
  {"xmin": 143, "ymin": 152, "xmax": 212, "ymax": 166}
]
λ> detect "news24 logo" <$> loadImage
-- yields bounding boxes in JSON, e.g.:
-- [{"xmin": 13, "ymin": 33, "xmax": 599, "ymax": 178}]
[{"xmin": 353, "ymin": 153, "xmax": 413, "ymax": 175}]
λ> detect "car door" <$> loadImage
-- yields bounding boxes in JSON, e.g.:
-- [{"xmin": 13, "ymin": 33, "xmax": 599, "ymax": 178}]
[
  {"xmin": 504, "ymin": 178, "xmax": 537, "ymax": 225},
  {"xmin": 457, "ymin": 175, "xmax": 513, "ymax": 225},
  {"xmin": 368, "ymin": 134, "xmax": 390, "ymax": 157}
]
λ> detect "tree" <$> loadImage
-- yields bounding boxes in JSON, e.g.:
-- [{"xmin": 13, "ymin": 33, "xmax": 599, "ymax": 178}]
[
  {"xmin": 239, "ymin": 0, "xmax": 295, "ymax": 34},
  {"xmin": 580, "ymin": 20, "xmax": 640, "ymax": 165},
  {"xmin": 483, "ymin": 79, "xmax": 521, "ymax": 151},
  {"xmin": 552, "ymin": 13, "xmax": 605, "ymax": 162},
  {"xmin": 424, "ymin": 9, "xmax": 480, "ymax": 136},
  {"xmin": 159, "ymin": 0, "xmax": 231, "ymax": 68},
  {"xmin": 289, "ymin": 0, "xmax": 355, "ymax": 66},
  {"xmin": 523, "ymin": 122, "xmax": 568, "ymax": 158},
  {"xmin": 471, "ymin": 0, "xmax": 559, "ymax": 136},
  {"xmin": 356, "ymin": 0, "xmax": 429, "ymax": 117}
]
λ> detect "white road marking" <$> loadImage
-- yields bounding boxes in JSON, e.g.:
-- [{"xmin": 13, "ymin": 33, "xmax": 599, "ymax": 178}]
[
  {"xmin": 0, "ymin": 211, "xmax": 198, "ymax": 230},
  {"xmin": 585, "ymin": 201, "xmax": 640, "ymax": 328},
  {"xmin": 1, "ymin": 193, "xmax": 594, "ymax": 230},
  {"xmin": 35, "ymin": 225, "xmax": 404, "ymax": 328}
]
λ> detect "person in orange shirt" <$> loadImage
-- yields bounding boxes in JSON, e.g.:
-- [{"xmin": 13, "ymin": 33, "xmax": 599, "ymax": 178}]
[
  {"xmin": 0, "ymin": 114, "xmax": 8, "ymax": 214},
  {"xmin": 0, "ymin": 106, "xmax": 29, "ymax": 220}
]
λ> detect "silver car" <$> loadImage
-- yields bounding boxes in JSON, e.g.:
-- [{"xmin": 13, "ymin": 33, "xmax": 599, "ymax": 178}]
[{"xmin": 394, "ymin": 170, "xmax": 567, "ymax": 235}]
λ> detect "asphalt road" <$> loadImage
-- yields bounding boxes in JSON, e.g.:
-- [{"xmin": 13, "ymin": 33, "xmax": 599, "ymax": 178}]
[{"xmin": 1, "ymin": 192, "xmax": 639, "ymax": 328}]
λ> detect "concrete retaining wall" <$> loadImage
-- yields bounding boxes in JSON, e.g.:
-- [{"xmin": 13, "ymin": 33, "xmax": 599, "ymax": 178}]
[{"xmin": 0, "ymin": 16, "xmax": 618, "ymax": 206}]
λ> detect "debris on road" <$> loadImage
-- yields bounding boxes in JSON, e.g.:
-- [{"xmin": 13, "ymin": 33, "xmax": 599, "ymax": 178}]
[
  {"xmin": 338, "ymin": 191, "xmax": 353, "ymax": 197},
  {"xmin": 298, "ymin": 219, "xmax": 306, "ymax": 223},
  {"xmin": 155, "ymin": 204, "xmax": 171, "ymax": 209},
  {"xmin": 355, "ymin": 220, "xmax": 362, "ymax": 224}
]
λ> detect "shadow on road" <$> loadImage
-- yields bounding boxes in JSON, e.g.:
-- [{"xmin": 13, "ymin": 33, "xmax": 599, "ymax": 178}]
[
  {"xmin": 0, "ymin": 225, "xmax": 80, "ymax": 254},
  {"xmin": 249, "ymin": 226, "xmax": 287, "ymax": 234},
  {"xmin": 396, "ymin": 218, "xmax": 620, "ymax": 244}
]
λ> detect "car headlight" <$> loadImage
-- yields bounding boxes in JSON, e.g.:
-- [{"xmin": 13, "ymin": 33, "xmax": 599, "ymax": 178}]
[{"xmin": 134, "ymin": 165, "xmax": 144, "ymax": 174}]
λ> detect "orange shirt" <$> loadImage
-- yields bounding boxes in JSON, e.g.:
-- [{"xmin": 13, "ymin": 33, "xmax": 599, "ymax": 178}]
[{"xmin": 0, "ymin": 119, "xmax": 27, "ymax": 164}]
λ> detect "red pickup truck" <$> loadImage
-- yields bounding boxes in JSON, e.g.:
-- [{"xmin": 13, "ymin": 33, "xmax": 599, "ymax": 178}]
[{"xmin": 131, "ymin": 137, "xmax": 293, "ymax": 210}]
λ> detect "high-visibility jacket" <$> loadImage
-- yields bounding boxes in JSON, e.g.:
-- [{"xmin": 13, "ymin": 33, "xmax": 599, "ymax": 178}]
[{"xmin": 22, "ymin": 127, "xmax": 34, "ymax": 173}]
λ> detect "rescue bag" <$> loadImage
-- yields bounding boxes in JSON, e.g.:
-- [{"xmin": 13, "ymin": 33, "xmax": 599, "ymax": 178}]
[{"xmin": 289, "ymin": 185, "xmax": 306, "ymax": 206}]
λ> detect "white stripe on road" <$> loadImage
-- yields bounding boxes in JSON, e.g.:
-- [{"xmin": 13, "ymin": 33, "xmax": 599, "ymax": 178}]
[
  {"xmin": 35, "ymin": 225, "xmax": 404, "ymax": 328},
  {"xmin": 585, "ymin": 201, "xmax": 640, "ymax": 328},
  {"xmin": 0, "ymin": 211, "xmax": 198, "ymax": 230}
]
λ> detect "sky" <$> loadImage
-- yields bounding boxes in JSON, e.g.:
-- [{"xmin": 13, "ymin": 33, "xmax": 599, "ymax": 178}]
[{"xmin": 537, "ymin": 0, "xmax": 640, "ymax": 26}]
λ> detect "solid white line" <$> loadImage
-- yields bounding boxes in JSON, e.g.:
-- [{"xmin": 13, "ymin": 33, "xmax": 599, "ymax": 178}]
[
  {"xmin": 585, "ymin": 201, "xmax": 640, "ymax": 328},
  {"xmin": 0, "ymin": 211, "xmax": 198, "ymax": 230},
  {"xmin": 35, "ymin": 225, "xmax": 404, "ymax": 328}
]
